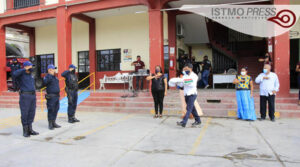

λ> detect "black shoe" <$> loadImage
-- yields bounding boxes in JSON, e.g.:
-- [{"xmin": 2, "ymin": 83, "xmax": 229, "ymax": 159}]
[
  {"xmin": 192, "ymin": 121, "xmax": 201, "ymax": 126},
  {"xmin": 176, "ymin": 121, "xmax": 186, "ymax": 128},
  {"xmin": 73, "ymin": 117, "xmax": 80, "ymax": 122},
  {"xmin": 48, "ymin": 121, "xmax": 54, "ymax": 130},
  {"xmin": 53, "ymin": 121, "xmax": 61, "ymax": 128},
  {"xmin": 260, "ymin": 118, "xmax": 266, "ymax": 121},
  {"xmin": 271, "ymin": 119, "xmax": 275, "ymax": 122},
  {"xmin": 23, "ymin": 125, "xmax": 30, "ymax": 138},
  {"xmin": 68, "ymin": 118, "xmax": 75, "ymax": 123},
  {"xmin": 29, "ymin": 125, "xmax": 39, "ymax": 135}
]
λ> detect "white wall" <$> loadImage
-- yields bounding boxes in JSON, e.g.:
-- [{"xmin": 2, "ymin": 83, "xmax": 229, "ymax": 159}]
[
  {"xmin": 0, "ymin": 0, "xmax": 6, "ymax": 13},
  {"xmin": 45, "ymin": 0, "xmax": 58, "ymax": 5}
]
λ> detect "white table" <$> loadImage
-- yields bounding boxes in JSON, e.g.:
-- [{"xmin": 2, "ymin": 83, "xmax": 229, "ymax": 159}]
[{"xmin": 213, "ymin": 74, "xmax": 236, "ymax": 89}]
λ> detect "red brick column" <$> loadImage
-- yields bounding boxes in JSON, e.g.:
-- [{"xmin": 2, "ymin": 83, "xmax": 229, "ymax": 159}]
[
  {"xmin": 89, "ymin": 19, "xmax": 96, "ymax": 88},
  {"xmin": 273, "ymin": 0, "xmax": 290, "ymax": 97},
  {"xmin": 149, "ymin": 9, "xmax": 164, "ymax": 73},
  {"xmin": 0, "ymin": 25, "xmax": 7, "ymax": 92},
  {"xmin": 56, "ymin": 7, "xmax": 72, "ymax": 89},
  {"xmin": 168, "ymin": 11, "xmax": 177, "ymax": 79}
]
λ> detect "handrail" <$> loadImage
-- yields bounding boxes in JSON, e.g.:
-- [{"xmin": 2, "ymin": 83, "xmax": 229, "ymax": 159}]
[
  {"xmin": 40, "ymin": 72, "xmax": 96, "ymax": 112},
  {"xmin": 78, "ymin": 72, "xmax": 96, "ymax": 95}
]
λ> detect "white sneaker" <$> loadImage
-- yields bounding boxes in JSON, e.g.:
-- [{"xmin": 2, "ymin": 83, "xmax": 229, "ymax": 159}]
[{"xmin": 204, "ymin": 85, "xmax": 210, "ymax": 89}]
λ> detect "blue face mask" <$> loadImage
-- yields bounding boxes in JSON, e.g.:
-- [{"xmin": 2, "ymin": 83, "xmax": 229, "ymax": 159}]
[
  {"xmin": 263, "ymin": 69, "xmax": 268, "ymax": 74},
  {"xmin": 183, "ymin": 70, "xmax": 190, "ymax": 75}
]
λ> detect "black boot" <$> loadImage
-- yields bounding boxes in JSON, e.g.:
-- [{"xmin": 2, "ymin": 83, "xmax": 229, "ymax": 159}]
[
  {"xmin": 48, "ymin": 120, "xmax": 54, "ymax": 130},
  {"xmin": 72, "ymin": 117, "xmax": 80, "ymax": 123},
  {"xmin": 68, "ymin": 117, "xmax": 75, "ymax": 123},
  {"xmin": 53, "ymin": 121, "xmax": 61, "ymax": 128},
  {"xmin": 29, "ymin": 125, "xmax": 39, "ymax": 135},
  {"xmin": 23, "ymin": 125, "xmax": 30, "ymax": 138}
]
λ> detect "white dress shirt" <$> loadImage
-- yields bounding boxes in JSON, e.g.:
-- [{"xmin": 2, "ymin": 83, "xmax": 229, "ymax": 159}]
[
  {"xmin": 255, "ymin": 72, "xmax": 280, "ymax": 96},
  {"xmin": 176, "ymin": 72, "xmax": 198, "ymax": 96}
]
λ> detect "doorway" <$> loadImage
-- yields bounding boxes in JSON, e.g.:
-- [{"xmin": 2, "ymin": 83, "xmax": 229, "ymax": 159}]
[{"xmin": 78, "ymin": 51, "xmax": 90, "ymax": 89}]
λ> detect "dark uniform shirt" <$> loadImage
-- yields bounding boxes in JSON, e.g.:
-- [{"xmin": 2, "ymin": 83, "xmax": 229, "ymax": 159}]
[
  {"xmin": 62, "ymin": 70, "xmax": 78, "ymax": 90},
  {"xmin": 43, "ymin": 74, "xmax": 60, "ymax": 94},
  {"xmin": 13, "ymin": 69, "xmax": 35, "ymax": 92},
  {"xmin": 7, "ymin": 62, "xmax": 21, "ymax": 72},
  {"xmin": 202, "ymin": 59, "xmax": 211, "ymax": 71}
]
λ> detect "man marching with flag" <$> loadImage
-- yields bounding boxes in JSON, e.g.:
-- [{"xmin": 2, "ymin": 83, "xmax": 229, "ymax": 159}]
[{"xmin": 169, "ymin": 63, "xmax": 201, "ymax": 128}]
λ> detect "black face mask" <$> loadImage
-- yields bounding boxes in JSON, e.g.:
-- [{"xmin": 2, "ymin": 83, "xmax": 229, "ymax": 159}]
[
  {"xmin": 155, "ymin": 69, "xmax": 161, "ymax": 74},
  {"xmin": 71, "ymin": 70, "xmax": 76, "ymax": 74}
]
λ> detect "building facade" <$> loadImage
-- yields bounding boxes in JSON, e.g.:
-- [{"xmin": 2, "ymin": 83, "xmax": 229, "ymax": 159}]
[{"xmin": 0, "ymin": 0, "xmax": 297, "ymax": 97}]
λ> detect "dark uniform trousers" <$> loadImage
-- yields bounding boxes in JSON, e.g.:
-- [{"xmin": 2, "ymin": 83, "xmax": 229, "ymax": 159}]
[
  {"xmin": 46, "ymin": 95, "xmax": 60, "ymax": 121},
  {"xmin": 67, "ymin": 89, "xmax": 78, "ymax": 118},
  {"xmin": 260, "ymin": 95, "xmax": 275, "ymax": 119},
  {"xmin": 182, "ymin": 94, "xmax": 201, "ymax": 125},
  {"xmin": 19, "ymin": 94, "xmax": 36, "ymax": 126}
]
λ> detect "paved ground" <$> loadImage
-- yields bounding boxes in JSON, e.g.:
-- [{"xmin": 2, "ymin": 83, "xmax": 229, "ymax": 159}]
[{"xmin": 0, "ymin": 108, "xmax": 300, "ymax": 167}]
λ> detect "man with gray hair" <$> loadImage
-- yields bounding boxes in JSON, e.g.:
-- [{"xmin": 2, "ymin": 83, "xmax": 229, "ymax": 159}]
[{"xmin": 255, "ymin": 64, "xmax": 280, "ymax": 122}]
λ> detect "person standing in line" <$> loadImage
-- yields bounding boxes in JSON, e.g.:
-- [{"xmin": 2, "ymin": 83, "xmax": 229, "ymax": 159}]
[
  {"xmin": 131, "ymin": 55, "xmax": 145, "ymax": 91},
  {"xmin": 296, "ymin": 61, "xmax": 300, "ymax": 105},
  {"xmin": 233, "ymin": 67, "xmax": 256, "ymax": 121},
  {"xmin": 13, "ymin": 61, "xmax": 39, "ymax": 137},
  {"xmin": 147, "ymin": 65, "xmax": 167, "ymax": 118},
  {"xmin": 43, "ymin": 64, "xmax": 61, "ymax": 130},
  {"xmin": 62, "ymin": 64, "xmax": 80, "ymax": 123},
  {"xmin": 255, "ymin": 64, "xmax": 279, "ymax": 122},
  {"xmin": 175, "ymin": 63, "xmax": 201, "ymax": 128}
]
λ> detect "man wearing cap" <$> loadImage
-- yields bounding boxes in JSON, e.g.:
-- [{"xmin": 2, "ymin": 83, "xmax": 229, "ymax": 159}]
[
  {"xmin": 176, "ymin": 63, "xmax": 201, "ymax": 128},
  {"xmin": 13, "ymin": 61, "xmax": 39, "ymax": 137},
  {"xmin": 43, "ymin": 64, "xmax": 61, "ymax": 130},
  {"xmin": 62, "ymin": 64, "xmax": 80, "ymax": 123},
  {"xmin": 7, "ymin": 58, "xmax": 21, "ymax": 91}
]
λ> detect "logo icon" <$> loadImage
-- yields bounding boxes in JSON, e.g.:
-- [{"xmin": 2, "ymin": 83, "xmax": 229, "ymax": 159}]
[{"xmin": 268, "ymin": 9, "xmax": 296, "ymax": 28}]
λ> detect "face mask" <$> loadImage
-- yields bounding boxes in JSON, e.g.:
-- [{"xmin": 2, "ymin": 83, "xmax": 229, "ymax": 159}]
[
  {"xmin": 241, "ymin": 72, "xmax": 246, "ymax": 76},
  {"xmin": 182, "ymin": 70, "xmax": 190, "ymax": 75},
  {"xmin": 263, "ymin": 69, "xmax": 268, "ymax": 74},
  {"xmin": 155, "ymin": 69, "xmax": 160, "ymax": 74},
  {"xmin": 71, "ymin": 69, "xmax": 76, "ymax": 73}
]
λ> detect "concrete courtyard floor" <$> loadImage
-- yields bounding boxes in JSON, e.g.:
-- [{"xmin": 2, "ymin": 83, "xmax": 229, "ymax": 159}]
[{"xmin": 0, "ymin": 108, "xmax": 300, "ymax": 167}]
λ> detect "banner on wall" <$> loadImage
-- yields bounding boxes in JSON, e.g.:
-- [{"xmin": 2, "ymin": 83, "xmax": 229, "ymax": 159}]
[{"xmin": 123, "ymin": 49, "xmax": 132, "ymax": 62}]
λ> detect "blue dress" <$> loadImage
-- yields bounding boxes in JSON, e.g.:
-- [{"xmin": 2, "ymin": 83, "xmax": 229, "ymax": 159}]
[{"xmin": 236, "ymin": 75, "xmax": 256, "ymax": 121}]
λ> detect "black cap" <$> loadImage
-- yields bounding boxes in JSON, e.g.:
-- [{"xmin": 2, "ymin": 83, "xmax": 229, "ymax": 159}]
[{"xmin": 184, "ymin": 63, "xmax": 193, "ymax": 69}]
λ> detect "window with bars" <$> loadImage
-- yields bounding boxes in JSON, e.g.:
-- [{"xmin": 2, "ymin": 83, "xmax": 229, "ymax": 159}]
[
  {"xmin": 78, "ymin": 51, "xmax": 90, "ymax": 73},
  {"xmin": 96, "ymin": 49, "xmax": 121, "ymax": 71},
  {"xmin": 39, "ymin": 54, "xmax": 55, "ymax": 74},
  {"xmin": 14, "ymin": 0, "xmax": 40, "ymax": 9}
]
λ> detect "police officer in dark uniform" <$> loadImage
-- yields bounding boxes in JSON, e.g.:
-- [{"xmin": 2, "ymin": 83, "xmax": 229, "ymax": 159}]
[
  {"xmin": 7, "ymin": 58, "xmax": 21, "ymax": 91},
  {"xmin": 13, "ymin": 61, "xmax": 39, "ymax": 137},
  {"xmin": 62, "ymin": 64, "xmax": 80, "ymax": 123},
  {"xmin": 43, "ymin": 64, "xmax": 61, "ymax": 130}
]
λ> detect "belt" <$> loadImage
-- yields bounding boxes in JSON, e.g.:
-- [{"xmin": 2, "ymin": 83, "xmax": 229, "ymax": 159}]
[
  {"xmin": 20, "ymin": 91, "xmax": 35, "ymax": 95},
  {"xmin": 185, "ymin": 94, "xmax": 197, "ymax": 97}
]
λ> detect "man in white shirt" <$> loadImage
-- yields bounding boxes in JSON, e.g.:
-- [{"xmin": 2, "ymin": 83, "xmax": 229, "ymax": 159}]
[
  {"xmin": 255, "ymin": 64, "xmax": 280, "ymax": 122},
  {"xmin": 176, "ymin": 63, "xmax": 201, "ymax": 127}
]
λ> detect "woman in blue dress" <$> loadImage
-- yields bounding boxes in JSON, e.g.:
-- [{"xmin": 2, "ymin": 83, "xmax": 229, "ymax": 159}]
[{"xmin": 233, "ymin": 67, "xmax": 256, "ymax": 121}]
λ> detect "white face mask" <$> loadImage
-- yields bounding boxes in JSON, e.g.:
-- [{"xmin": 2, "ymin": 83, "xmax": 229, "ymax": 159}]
[{"xmin": 241, "ymin": 71, "xmax": 246, "ymax": 76}]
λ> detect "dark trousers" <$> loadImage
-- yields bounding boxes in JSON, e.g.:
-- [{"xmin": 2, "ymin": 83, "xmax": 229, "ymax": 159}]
[
  {"xmin": 46, "ymin": 96, "xmax": 60, "ymax": 121},
  {"xmin": 182, "ymin": 94, "xmax": 201, "ymax": 124},
  {"xmin": 136, "ymin": 76, "xmax": 144, "ymax": 90},
  {"xmin": 152, "ymin": 90, "xmax": 165, "ymax": 115},
  {"xmin": 298, "ymin": 75, "xmax": 300, "ymax": 100},
  {"xmin": 12, "ymin": 76, "xmax": 18, "ymax": 91},
  {"xmin": 198, "ymin": 70, "xmax": 210, "ymax": 88},
  {"xmin": 260, "ymin": 95, "xmax": 275, "ymax": 119},
  {"xmin": 67, "ymin": 90, "xmax": 78, "ymax": 118},
  {"xmin": 19, "ymin": 94, "xmax": 36, "ymax": 126}
]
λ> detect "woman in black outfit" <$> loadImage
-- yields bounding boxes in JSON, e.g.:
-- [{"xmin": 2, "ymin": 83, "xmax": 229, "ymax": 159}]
[{"xmin": 146, "ymin": 65, "xmax": 168, "ymax": 118}]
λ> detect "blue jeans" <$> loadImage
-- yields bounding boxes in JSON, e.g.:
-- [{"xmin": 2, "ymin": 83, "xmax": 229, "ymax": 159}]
[
  {"xmin": 136, "ymin": 76, "xmax": 144, "ymax": 90},
  {"xmin": 198, "ymin": 70, "xmax": 210, "ymax": 88},
  {"xmin": 182, "ymin": 95, "xmax": 201, "ymax": 125},
  {"xmin": 19, "ymin": 94, "xmax": 36, "ymax": 126}
]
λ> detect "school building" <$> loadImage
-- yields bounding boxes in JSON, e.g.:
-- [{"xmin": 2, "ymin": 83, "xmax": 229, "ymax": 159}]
[{"xmin": 0, "ymin": 0, "xmax": 299, "ymax": 97}]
